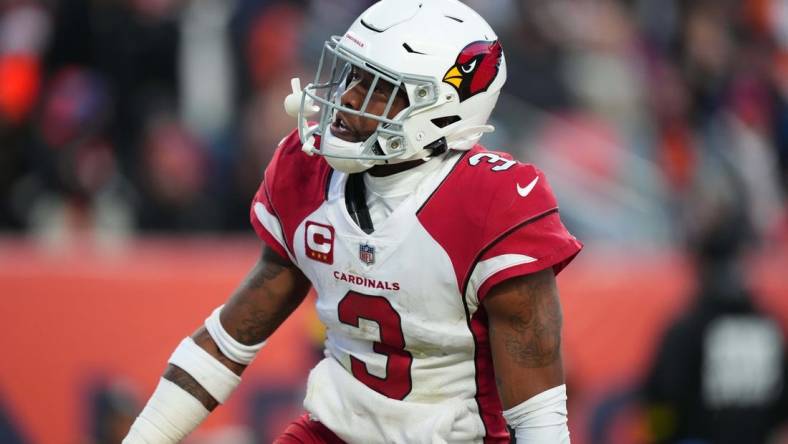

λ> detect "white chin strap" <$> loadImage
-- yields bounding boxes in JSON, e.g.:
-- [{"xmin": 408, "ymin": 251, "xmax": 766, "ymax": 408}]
[
  {"xmin": 317, "ymin": 124, "xmax": 493, "ymax": 174},
  {"xmin": 322, "ymin": 126, "xmax": 377, "ymax": 174}
]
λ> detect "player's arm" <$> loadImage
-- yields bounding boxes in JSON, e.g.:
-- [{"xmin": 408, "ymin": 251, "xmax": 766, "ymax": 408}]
[
  {"xmin": 124, "ymin": 246, "xmax": 311, "ymax": 443},
  {"xmin": 484, "ymin": 268, "xmax": 570, "ymax": 443}
]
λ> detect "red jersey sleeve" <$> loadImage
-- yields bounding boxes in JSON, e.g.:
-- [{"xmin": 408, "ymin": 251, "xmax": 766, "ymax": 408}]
[
  {"xmin": 250, "ymin": 176, "xmax": 290, "ymax": 261},
  {"xmin": 418, "ymin": 147, "xmax": 582, "ymax": 307},
  {"xmin": 249, "ymin": 129, "xmax": 332, "ymax": 263},
  {"xmin": 250, "ymin": 134, "xmax": 292, "ymax": 261},
  {"xmin": 470, "ymin": 210, "xmax": 582, "ymax": 303}
]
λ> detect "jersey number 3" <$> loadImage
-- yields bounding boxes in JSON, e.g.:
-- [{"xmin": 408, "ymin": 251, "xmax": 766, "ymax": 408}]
[{"xmin": 337, "ymin": 291, "xmax": 413, "ymax": 400}]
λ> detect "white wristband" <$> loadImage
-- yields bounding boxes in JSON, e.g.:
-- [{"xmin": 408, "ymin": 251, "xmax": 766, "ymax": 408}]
[
  {"xmin": 123, "ymin": 378, "xmax": 209, "ymax": 444},
  {"xmin": 168, "ymin": 337, "xmax": 241, "ymax": 404},
  {"xmin": 503, "ymin": 384, "xmax": 570, "ymax": 443},
  {"xmin": 205, "ymin": 305, "xmax": 266, "ymax": 365}
]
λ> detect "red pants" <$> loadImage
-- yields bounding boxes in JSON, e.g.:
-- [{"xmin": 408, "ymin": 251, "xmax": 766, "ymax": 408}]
[{"xmin": 274, "ymin": 413, "xmax": 346, "ymax": 444}]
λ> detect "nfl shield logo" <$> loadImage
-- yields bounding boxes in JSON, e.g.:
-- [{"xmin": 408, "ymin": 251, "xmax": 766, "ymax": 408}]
[{"xmin": 359, "ymin": 243, "xmax": 375, "ymax": 265}]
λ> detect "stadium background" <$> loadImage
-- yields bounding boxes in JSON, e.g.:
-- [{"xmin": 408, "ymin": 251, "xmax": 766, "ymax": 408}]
[{"xmin": 0, "ymin": 0, "xmax": 787, "ymax": 443}]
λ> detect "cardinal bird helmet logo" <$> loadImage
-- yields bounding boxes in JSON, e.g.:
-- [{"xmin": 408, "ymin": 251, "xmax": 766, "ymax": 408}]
[{"xmin": 443, "ymin": 40, "xmax": 503, "ymax": 102}]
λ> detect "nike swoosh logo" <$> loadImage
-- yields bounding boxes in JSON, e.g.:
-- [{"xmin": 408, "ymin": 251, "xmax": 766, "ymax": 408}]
[{"xmin": 516, "ymin": 177, "xmax": 539, "ymax": 198}]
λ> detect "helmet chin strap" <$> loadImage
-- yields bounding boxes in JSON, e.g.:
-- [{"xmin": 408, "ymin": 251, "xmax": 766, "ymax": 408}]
[
  {"xmin": 322, "ymin": 127, "xmax": 377, "ymax": 174},
  {"xmin": 322, "ymin": 123, "xmax": 495, "ymax": 172}
]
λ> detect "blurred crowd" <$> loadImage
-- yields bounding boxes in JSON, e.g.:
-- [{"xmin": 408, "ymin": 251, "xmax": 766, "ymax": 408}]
[
  {"xmin": 0, "ymin": 0, "xmax": 786, "ymax": 250},
  {"xmin": 1, "ymin": 2, "xmax": 787, "ymax": 443}
]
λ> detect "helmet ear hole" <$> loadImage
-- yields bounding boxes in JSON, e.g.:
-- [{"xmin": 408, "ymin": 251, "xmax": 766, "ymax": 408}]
[{"xmin": 431, "ymin": 116, "xmax": 461, "ymax": 128}]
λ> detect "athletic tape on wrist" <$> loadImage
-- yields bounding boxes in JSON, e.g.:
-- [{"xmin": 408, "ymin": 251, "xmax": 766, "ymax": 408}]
[
  {"xmin": 123, "ymin": 378, "xmax": 209, "ymax": 444},
  {"xmin": 503, "ymin": 384, "xmax": 570, "ymax": 443},
  {"xmin": 205, "ymin": 305, "xmax": 266, "ymax": 365},
  {"xmin": 167, "ymin": 337, "xmax": 241, "ymax": 404}
]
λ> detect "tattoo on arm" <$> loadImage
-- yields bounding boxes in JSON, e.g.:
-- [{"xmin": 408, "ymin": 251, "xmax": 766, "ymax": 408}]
[
  {"xmin": 223, "ymin": 247, "xmax": 310, "ymax": 345},
  {"xmin": 498, "ymin": 274, "xmax": 563, "ymax": 368},
  {"xmin": 230, "ymin": 296, "xmax": 278, "ymax": 345},
  {"xmin": 231, "ymin": 263, "xmax": 286, "ymax": 343},
  {"xmin": 163, "ymin": 364, "xmax": 219, "ymax": 411},
  {"xmin": 245, "ymin": 252, "xmax": 287, "ymax": 290}
]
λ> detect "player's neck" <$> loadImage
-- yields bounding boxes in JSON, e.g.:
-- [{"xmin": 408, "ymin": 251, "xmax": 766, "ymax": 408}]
[{"xmin": 367, "ymin": 159, "xmax": 426, "ymax": 177}]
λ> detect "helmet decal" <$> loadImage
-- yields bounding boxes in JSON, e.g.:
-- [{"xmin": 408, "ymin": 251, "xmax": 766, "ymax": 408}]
[{"xmin": 442, "ymin": 40, "xmax": 503, "ymax": 102}]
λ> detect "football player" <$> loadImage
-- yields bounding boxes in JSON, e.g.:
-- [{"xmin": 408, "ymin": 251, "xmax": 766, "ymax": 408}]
[{"xmin": 124, "ymin": 0, "xmax": 582, "ymax": 442}]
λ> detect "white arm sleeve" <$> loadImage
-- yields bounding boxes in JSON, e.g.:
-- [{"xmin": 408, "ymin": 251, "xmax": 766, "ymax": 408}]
[
  {"xmin": 167, "ymin": 337, "xmax": 241, "ymax": 403},
  {"xmin": 502, "ymin": 384, "xmax": 570, "ymax": 444},
  {"xmin": 125, "ymin": 305, "xmax": 268, "ymax": 443},
  {"xmin": 124, "ymin": 332, "xmax": 245, "ymax": 443},
  {"xmin": 123, "ymin": 378, "xmax": 209, "ymax": 444}
]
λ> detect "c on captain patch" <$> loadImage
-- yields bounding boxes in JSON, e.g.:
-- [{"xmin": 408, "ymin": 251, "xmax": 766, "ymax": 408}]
[{"xmin": 305, "ymin": 221, "xmax": 335, "ymax": 264}]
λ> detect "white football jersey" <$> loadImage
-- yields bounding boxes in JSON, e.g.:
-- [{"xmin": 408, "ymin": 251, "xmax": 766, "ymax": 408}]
[{"xmin": 251, "ymin": 129, "xmax": 582, "ymax": 443}]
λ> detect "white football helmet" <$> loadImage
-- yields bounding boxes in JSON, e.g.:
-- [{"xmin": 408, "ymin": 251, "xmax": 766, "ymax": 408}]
[{"xmin": 284, "ymin": 0, "xmax": 507, "ymax": 173}]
